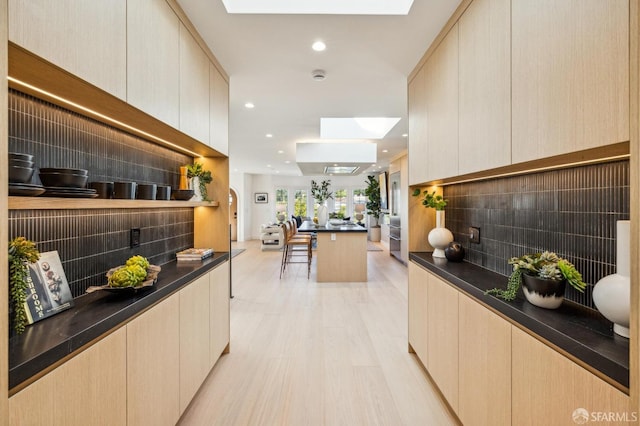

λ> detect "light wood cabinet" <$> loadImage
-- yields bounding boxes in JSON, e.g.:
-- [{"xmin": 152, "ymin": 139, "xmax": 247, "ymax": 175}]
[
  {"xmin": 210, "ymin": 261, "xmax": 230, "ymax": 364},
  {"xmin": 8, "ymin": 0, "xmax": 127, "ymax": 100},
  {"xmin": 179, "ymin": 274, "xmax": 211, "ymax": 414},
  {"xmin": 512, "ymin": 326, "xmax": 631, "ymax": 425},
  {"xmin": 210, "ymin": 63, "xmax": 229, "ymax": 155},
  {"xmin": 458, "ymin": 0, "xmax": 511, "ymax": 174},
  {"xmin": 458, "ymin": 293, "xmax": 511, "ymax": 426},
  {"xmin": 180, "ymin": 24, "xmax": 211, "ymax": 144},
  {"xmin": 9, "ymin": 327, "xmax": 127, "ymax": 426},
  {"xmin": 408, "ymin": 262, "xmax": 429, "ymax": 365},
  {"xmin": 127, "ymin": 296, "xmax": 180, "ymax": 426},
  {"xmin": 511, "ymin": 0, "xmax": 629, "ymax": 163},
  {"xmin": 426, "ymin": 273, "xmax": 459, "ymax": 412},
  {"xmin": 408, "ymin": 66, "xmax": 428, "ymax": 185},
  {"xmin": 127, "ymin": 0, "xmax": 180, "ymax": 128},
  {"xmin": 424, "ymin": 24, "xmax": 459, "ymax": 182}
]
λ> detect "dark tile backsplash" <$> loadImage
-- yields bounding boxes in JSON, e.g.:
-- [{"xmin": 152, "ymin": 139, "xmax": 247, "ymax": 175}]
[
  {"xmin": 444, "ymin": 160, "xmax": 630, "ymax": 311},
  {"xmin": 8, "ymin": 90, "xmax": 196, "ymax": 298}
]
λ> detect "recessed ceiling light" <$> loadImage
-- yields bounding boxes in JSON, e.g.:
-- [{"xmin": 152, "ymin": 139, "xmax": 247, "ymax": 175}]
[
  {"xmin": 285, "ymin": 160, "xmax": 291, "ymax": 164},
  {"xmin": 278, "ymin": 150, "xmax": 284, "ymax": 154},
  {"xmin": 382, "ymin": 149, "xmax": 388, "ymax": 153},
  {"xmin": 267, "ymin": 164, "xmax": 272, "ymax": 168},
  {"xmin": 312, "ymin": 41, "xmax": 326, "ymax": 52},
  {"xmin": 266, "ymin": 133, "xmax": 273, "ymax": 138},
  {"xmin": 402, "ymin": 133, "xmax": 408, "ymax": 137},
  {"xmin": 244, "ymin": 102, "xmax": 255, "ymax": 109}
]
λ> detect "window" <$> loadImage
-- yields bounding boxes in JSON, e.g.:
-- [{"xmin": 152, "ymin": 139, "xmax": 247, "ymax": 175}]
[
  {"xmin": 275, "ymin": 188, "xmax": 288, "ymax": 216},
  {"xmin": 294, "ymin": 190, "xmax": 307, "ymax": 217},
  {"xmin": 333, "ymin": 189, "xmax": 347, "ymax": 217},
  {"xmin": 353, "ymin": 188, "xmax": 367, "ymax": 205}
]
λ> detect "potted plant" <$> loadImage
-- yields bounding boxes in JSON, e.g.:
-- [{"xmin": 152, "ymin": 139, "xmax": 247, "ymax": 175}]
[
  {"xmin": 412, "ymin": 188, "xmax": 453, "ymax": 258},
  {"xmin": 9, "ymin": 237, "xmax": 40, "ymax": 334},
  {"xmin": 364, "ymin": 175, "xmax": 382, "ymax": 242},
  {"xmin": 486, "ymin": 251, "xmax": 586, "ymax": 309},
  {"xmin": 186, "ymin": 162, "xmax": 213, "ymax": 201},
  {"xmin": 311, "ymin": 179, "xmax": 333, "ymax": 226}
]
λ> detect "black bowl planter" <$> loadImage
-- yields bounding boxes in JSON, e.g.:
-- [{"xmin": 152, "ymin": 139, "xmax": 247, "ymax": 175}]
[
  {"xmin": 444, "ymin": 241, "xmax": 465, "ymax": 262},
  {"xmin": 521, "ymin": 274, "xmax": 566, "ymax": 309}
]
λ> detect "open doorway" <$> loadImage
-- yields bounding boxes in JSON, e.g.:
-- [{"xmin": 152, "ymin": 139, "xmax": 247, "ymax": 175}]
[{"xmin": 229, "ymin": 188, "xmax": 238, "ymax": 241}]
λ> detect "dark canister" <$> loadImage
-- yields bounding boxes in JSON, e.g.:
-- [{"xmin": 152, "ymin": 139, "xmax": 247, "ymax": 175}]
[
  {"xmin": 113, "ymin": 182, "xmax": 136, "ymax": 199},
  {"xmin": 89, "ymin": 181, "xmax": 114, "ymax": 199},
  {"xmin": 156, "ymin": 185, "xmax": 171, "ymax": 200},
  {"xmin": 136, "ymin": 183, "xmax": 157, "ymax": 200},
  {"xmin": 444, "ymin": 241, "xmax": 465, "ymax": 262}
]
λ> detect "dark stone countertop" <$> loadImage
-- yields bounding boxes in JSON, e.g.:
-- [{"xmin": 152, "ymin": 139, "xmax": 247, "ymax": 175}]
[
  {"xmin": 410, "ymin": 252, "xmax": 629, "ymax": 389},
  {"xmin": 298, "ymin": 220, "xmax": 367, "ymax": 233},
  {"xmin": 9, "ymin": 253, "xmax": 229, "ymax": 391}
]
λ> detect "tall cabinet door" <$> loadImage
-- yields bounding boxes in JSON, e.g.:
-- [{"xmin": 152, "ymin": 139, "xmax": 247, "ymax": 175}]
[
  {"xmin": 128, "ymin": 296, "xmax": 180, "ymax": 426},
  {"xmin": 180, "ymin": 24, "xmax": 211, "ymax": 144},
  {"xmin": 408, "ymin": 262, "xmax": 429, "ymax": 365},
  {"xmin": 127, "ymin": 0, "xmax": 180, "ymax": 128},
  {"xmin": 8, "ymin": 0, "xmax": 126, "ymax": 99},
  {"xmin": 512, "ymin": 0, "xmax": 629, "ymax": 163},
  {"xmin": 408, "ymin": 66, "xmax": 428, "ymax": 185},
  {"xmin": 458, "ymin": 294, "xmax": 511, "ymax": 426},
  {"xmin": 424, "ymin": 24, "xmax": 459, "ymax": 182},
  {"xmin": 210, "ymin": 261, "xmax": 231, "ymax": 365},
  {"xmin": 458, "ymin": 0, "xmax": 511, "ymax": 174},
  {"xmin": 210, "ymin": 63, "xmax": 229, "ymax": 155}
]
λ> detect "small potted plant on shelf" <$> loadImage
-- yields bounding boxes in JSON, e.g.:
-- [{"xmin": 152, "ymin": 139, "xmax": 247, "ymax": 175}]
[
  {"xmin": 411, "ymin": 188, "xmax": 452, "ymax": 258},
  {"xmin": 364, "ymin": 175, "xmax": 382, "ymax": 242},
  {"xmin": 186, "ymin": 162, "xmax": 213, "ymax": 202},
  {"xmin": 486, "ymin": 251, "xmax": 586, "ymax": 309},
  {"xmin": 9, "ymin": 237, "xmax": 40, "ymax": 334}
]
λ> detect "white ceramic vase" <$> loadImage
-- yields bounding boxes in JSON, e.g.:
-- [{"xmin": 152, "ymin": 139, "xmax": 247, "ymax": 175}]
[
  {"xmin": 593, "ymin": 220, "xmax": 630, "ymax": 338},
  {"xmin": 317, "ymin": 204, "xmax": 328, "ymax": 227},
  {"xmin": 190, "ymin": 177, "xmax": 203, "ymax": 202},
  {"xmin": 428, "ymin": 210, "xmax": 454, "ymax": 258}
]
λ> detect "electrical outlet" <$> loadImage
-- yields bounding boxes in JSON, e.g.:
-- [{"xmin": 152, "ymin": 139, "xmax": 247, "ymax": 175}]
[
  {"xmin": 469, "ymin": 226, "xmax": 480, "ymax": 244},
  {"xmin": 130, "ymin": 228, "xmax": 141, "ymax": 248}
]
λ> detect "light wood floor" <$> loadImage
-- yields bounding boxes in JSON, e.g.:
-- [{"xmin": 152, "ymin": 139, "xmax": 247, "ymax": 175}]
[{"xmin": 179, "ymin": 240, "xmax": 457, "ymax": 426}]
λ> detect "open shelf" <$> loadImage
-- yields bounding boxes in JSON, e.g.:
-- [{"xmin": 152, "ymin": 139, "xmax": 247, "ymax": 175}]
[{"xmin": 9, "ymin": 196, "xmax": 220, "ymax": 210}]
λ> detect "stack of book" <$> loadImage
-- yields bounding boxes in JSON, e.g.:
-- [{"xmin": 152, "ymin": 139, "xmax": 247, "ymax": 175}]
[{"xmin": 176, "ymin": 248, "xmax": 214, "ymax": 261}]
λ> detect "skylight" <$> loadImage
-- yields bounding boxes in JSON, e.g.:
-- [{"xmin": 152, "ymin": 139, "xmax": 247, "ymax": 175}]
[
  {"xmin": 221, "ymin": 0, "xmax": 414, "ymax": 15},
  {"xmin": 324, "ymin": 166, "xmax": 360, "ymax": 175},
  {"xmin": 320, "ymin": 117, "xmax": 401, "ymax": 139}
]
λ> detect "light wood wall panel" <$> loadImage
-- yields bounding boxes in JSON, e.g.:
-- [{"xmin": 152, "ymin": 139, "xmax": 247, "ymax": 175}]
[
  {"xmin": 458, "ymin": 0, "xmax": 511, "ymax": 174},
  {"xmin": 127, "ymin": 0, "xmax": 180, "ymax": 128},
  {"xmin": 8, "ymin": 0, "xmax": 127, "ymax": 99},
  {"xmin": 408, "ymin": 66, "xmax": 428, "ymax": 185},
  {"xmin": 1, "ymin": 0, "xmax": 8, "ymax": 421},
  {"xmin": 9, "ymin": 328, "xmax": 127, "ymax": 426},
  {"xmin": 512, "ymin": 0, "xmax": 629, "ymax": 163},
  {"xmin": 408, "ymin": 262, "xmax": 429, "ymax": 365}
]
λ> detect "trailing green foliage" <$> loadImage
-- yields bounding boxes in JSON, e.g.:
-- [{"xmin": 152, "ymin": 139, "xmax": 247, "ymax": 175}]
[
  {"xmin": 187, "ymin": 162, "xmax": 213, "ymax": 201},
  {"xmin": 9, "ymin": 237, "xmax": 40, "ymax": 334},
  {"xmin": 311, "ymin": 179, "xmax": 333, "ymax": 204},
  {"xmin": 411, "ymin": 188, "xmax": 447, "ymax": 210}
]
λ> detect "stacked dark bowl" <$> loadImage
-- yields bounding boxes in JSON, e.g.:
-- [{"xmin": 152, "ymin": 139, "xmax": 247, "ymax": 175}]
[
  {"xmin": 39, "ymin": 168, "xmax": 97, "ymax": 198},
  {"xmin": 9, "ymin": 153, "xmax": 45, "ymax": 196}
]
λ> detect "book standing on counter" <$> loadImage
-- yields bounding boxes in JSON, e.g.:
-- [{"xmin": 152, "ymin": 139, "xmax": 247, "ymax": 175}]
[
  {"xmin": 24, "ymin": 250, "xmax": 74, "ymax": 324},
  {"xmin": 176, "ymin": 248, "xmax": 214, "ymax": 261}
]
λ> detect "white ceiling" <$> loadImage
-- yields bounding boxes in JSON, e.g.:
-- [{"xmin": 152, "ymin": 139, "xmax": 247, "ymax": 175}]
[{"xmin": 178, "ymin": 0, "xmax": 462, "ymax": 176}]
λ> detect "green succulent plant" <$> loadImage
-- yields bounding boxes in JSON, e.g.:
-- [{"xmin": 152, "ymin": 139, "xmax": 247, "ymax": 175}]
[
  {"xmin": 486, "ymin": 251, "xmax": 586, "ymax": 301},
  {"xmin": 186, "ymin": 162, "xmax": 213, "ymax": 201}
]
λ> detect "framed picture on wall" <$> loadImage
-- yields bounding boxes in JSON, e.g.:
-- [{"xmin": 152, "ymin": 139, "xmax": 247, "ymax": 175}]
[{"xmin": 255, "ymin": 193, "xmax": 268, "ymax": 203}]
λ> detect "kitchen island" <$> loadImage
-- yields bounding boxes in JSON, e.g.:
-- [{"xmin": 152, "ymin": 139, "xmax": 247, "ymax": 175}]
[{"xmin": 298, "ymin": 220, "xmax": 368, "ymax": 282}]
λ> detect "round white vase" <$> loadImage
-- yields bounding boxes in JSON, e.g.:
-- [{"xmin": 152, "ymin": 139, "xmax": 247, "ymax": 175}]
[
  {"xmin": 317, "ymin": 204, "xmax": 328, "ymax": 227},
  {"xmin": 593, "ymin": 220, "xmax": 630, "ymax": 338},
  {"xmin": 428, "ymin": 210, "xmax": 454, "ymax": 258}
]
